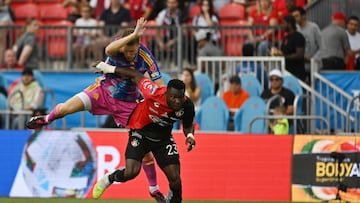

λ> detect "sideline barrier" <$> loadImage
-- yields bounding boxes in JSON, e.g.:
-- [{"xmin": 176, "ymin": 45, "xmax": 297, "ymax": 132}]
[
  {"xmin": 0, "ymin": 130, "xmax": 292, "ymax": 201},
  {"xmin": 2, "ymin": 130, "xmax": 360, "ymax": 201}
]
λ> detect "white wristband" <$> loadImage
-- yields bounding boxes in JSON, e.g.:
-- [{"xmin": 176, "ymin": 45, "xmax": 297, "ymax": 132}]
[
  {"xmin": 96, "ymin": 62, "xmax": 116, "ymax": 73},
  {"xmin": 186, "ymin": 133, "xmax": 194, "ymax": 139}
]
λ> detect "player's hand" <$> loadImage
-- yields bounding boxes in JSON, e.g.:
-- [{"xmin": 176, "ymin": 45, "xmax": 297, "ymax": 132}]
[
  {"xmin": 92, "ymin": 61, "xmax": 116, "ymax": 74},
  {"xmin": 185, "ymin": 134, "xmax": 196, "ymax": 152},
  {"xmin": 134, "ymin": 17, "xmax": 147, "ymax": 37}
]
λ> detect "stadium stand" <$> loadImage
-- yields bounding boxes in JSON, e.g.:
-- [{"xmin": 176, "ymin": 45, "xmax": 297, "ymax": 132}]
[
  {"xmin": 234, "ymin": 96, "xmax": 267, "ymax": 133},
  {"xmin": 195, "ymin": 96, "xmax": 229, "ymax": 131},
  {"xmin": 218, "ymin": 2, "xmax": 246, "ymax": 24},
  {"xmin": 39, "ymin": 3, "xmax": 68, "ymax": 24},
  {"xmin": 240, "ymin": 74, "xmax": 263, "ymax": 97},
  {"xmin": 12, "ymin": 3, "xmax": 40, "ymax": 24},
  {"xmin": 195, "ymin": 73, "xmax": 215, "ymax": 104},
  {"xmin": 283, "ymin": 75, "xmax": 303, "ymax": 96}
]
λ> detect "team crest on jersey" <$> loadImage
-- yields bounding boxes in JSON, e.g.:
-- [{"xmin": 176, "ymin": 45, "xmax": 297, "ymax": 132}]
[
  {"xmin": 143, "ymin": 81, "xmax": 154, "ymax": 90},
  {"xmin": 175, "ymin": 109, "xmax": 184, "ymax": 117},
  {"xmin": 150, "ymin": 63, "xmax": 156, "ymax": 71},
  {"xmin": 131, "ymin": 138, "xmax": 139, "ymax": 147}
]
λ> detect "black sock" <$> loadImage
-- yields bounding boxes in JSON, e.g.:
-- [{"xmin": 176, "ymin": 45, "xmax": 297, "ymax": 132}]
[
  {"xmin": 109, "ymin": 169, "xmax": 125, "ymax": 182},
  {"xmin": 169, "ymin": 188, "xmax": 182, "ymax": 203}
]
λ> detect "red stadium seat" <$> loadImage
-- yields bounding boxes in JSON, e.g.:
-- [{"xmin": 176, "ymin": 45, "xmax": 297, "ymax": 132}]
[
  {"xmin": 12, "ymin": 3, "xmax": 40, "ymax": 23},
  {"xmin": 39, "ymin": 3, "xmax": 68, "ymax": 24},
  {"xmin": 219, "ymin": 3, "xmax": 246, "ymax": 22},
  {"xmin": 222, "ymin": 20, "xmax": 248, "ymax": 56},
  {"xmin": 142, "ymin": 20, "xmax": 157, "ymax": 49},
  {"xmin": 45, "ymin": 20, "xmax": 73, "ymax": 58}
]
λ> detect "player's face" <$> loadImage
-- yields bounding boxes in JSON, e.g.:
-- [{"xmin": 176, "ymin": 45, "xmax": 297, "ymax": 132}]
[
  {"xmin": 166, "ymin": 87, "xmax": 185, "ymax": 111},
  {"xmin": 122, "ymin": 44, "xmax": 138, "ymax": 61}
]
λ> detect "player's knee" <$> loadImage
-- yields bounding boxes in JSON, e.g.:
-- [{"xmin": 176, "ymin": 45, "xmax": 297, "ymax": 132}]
[
  {"xmin": 124, "ymin": 166, "xmax": 141, "ymax": 180},
  {"xmin": 168, "ymin": 174, "xmax": 181, "ymax": 190}
]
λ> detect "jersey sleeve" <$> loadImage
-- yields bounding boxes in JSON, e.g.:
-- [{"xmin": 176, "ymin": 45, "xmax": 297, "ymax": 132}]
[
  {"xmin": 138, "ymin": 78, "xmax": 161, "ymax": 99},
  {"xmin": 182, "ymin": 98, "xmax": 195, "ymax": 129},
  {"xmin": 139, "ymin": 45, "xmax": 162, "ymax": 81}
]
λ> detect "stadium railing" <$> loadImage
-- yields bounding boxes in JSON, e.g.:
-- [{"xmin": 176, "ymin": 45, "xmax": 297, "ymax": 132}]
[
  {"xmin": 310, "ymin": 59, "xmax": 358, "ymax": 133},
  {"xmin": 306, "ymin": 0, "xmax": 360, "ymax": 30},
  {"xmin": 2, "ymin": 24, "xmax": 283, "ymax": 73}
]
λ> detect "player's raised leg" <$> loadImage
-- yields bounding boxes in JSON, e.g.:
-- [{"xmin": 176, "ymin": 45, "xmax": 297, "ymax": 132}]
[{"xmin": 26, "ymin": 95, "xmax": 85, "ymax": 129}]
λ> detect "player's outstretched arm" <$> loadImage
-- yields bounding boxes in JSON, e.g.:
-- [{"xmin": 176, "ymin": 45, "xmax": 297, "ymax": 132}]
[{"xmin": 94, "ymin": 61, "xmax": 144, "ymax": 84}]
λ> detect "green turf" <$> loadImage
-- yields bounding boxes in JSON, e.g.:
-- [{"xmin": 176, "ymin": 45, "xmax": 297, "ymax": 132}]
[{"xmin": 0, "ymin": 198, "xmax": 291, "ymax": 203}]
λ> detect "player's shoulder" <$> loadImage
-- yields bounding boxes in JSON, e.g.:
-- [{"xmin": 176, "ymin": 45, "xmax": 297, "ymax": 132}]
[
  {"xmin": 184, "ymin": 96, "xmax": 195, "ymax": 109},
  {"xmin": 139, "ymin": 78, "xmax": 165, "ymax": 94}
]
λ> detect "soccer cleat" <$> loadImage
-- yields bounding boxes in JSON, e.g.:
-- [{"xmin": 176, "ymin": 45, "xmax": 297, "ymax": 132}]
[
  {"xmin": 150, "ymin": 190, "xmax": 166, "ymax": 203},
  {"xmin": 26, "ymin": 116, "xmax": 48, "ymax": 129},
  {"xmin": 92, "ymin": 172, "xmax": 112, "ymax": 199},
  {"xmin": 165, "ymin": 190, "xmax": 173, "ymax": 203}
]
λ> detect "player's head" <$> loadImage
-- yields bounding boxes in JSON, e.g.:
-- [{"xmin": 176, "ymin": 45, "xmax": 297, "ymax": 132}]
[
  {"xmin": 121, "ymin": 28, "xmax": 140, "ymax": 61},
  {"xmin": 166, "ymin": 79, "xmax": 185, "ymax": 111}
]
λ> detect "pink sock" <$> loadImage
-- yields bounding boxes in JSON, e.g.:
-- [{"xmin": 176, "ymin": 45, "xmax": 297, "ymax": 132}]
[
  {"xmin": 142, "ymin": 157, "xmax": 158, "ymax": 187},
  {"xmin": 46, "ymin": 103, "xmax": 63, "ymax": 123}
]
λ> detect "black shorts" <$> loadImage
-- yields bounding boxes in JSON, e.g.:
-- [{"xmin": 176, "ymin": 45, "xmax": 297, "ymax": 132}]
[{"xmin": 125, "ymin": 130, "xmax": 180, "ymax": 169}]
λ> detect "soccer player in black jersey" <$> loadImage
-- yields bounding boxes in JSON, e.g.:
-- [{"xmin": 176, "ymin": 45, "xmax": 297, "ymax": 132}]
[{"xmin": 92, "ymin": 61, "xmax": 196, "ymax": 203}]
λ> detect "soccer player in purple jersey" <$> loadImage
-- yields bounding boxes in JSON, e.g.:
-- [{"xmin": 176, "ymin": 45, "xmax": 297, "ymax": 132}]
[{"xmin": 26, "ymin": 17, "xmax": 166, "ymax": 202}]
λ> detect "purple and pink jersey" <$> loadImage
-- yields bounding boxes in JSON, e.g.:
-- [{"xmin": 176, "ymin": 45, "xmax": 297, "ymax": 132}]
[
  {"xmin": 81, "ymin": 44, "xmax": 162, "ymax": 126},
  {"xmin": 102, "ymin": 43, "xmax": 162, "ymax": 102}
]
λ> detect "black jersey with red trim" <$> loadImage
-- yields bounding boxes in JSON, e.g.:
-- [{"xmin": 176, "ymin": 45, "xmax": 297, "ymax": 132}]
[{"xmin": 126, "ymin": 78, "xmax": 195, "ymax": 140}]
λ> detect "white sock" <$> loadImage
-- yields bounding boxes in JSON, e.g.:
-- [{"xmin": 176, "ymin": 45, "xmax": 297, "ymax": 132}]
[
  {"xmin": 149, "ymin": 185, "xmax": 160, "ymax": 193},
  {"xmin": 45, "ymin": 115, "xmax": 49, "ymax": 123}
]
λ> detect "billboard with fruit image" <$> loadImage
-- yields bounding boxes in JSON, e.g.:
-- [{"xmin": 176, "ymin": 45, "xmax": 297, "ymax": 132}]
[{"xmin": 292, "ymin": 135, "xmax": 360, "ymax": 202}]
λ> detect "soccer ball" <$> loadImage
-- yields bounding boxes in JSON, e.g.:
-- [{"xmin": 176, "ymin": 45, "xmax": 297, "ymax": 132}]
[{"xmin": 21, "ymin": 130, "xmax": 96, "ymax": 198}]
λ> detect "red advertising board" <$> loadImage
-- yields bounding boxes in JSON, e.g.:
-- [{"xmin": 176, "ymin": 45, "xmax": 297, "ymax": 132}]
[{"xmin": 86, "ymin": 131, "xmax": 293, "ymax": 201}]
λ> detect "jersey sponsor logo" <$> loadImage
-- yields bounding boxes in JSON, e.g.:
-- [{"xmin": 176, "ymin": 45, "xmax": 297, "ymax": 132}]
[
  {"xmin": 149, "ymin": 107, "xmax": 158, "ymax": 114},
  {"xmin": 175, "ymin": 109, "xmax": 184, "ymax": 117},
  {"xmin": 149, "ymin": 114, "xmax": 169, "ymax": 126},
  {"xmin": 130, "ymin": 138, "xmax": 139, "ymax": 147}
]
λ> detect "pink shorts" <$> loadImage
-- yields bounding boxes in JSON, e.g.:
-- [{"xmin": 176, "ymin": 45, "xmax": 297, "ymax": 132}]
[{"xmin": 77, "ymin": 81, "xmax": 137, "ymax": 127}]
